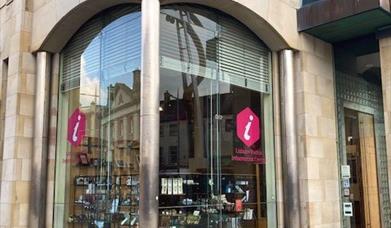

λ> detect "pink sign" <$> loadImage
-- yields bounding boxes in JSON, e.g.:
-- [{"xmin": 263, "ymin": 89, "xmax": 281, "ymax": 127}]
[
  {"xmin": 236, "ymin": 107, "xmax": 260, "ymax": 147},
  {"xmin": 67, "ymin": 108, "xmax": 86, "ymax": 146}
]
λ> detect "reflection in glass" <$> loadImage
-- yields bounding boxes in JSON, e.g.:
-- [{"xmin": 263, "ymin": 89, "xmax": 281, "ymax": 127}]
[
  {"xmin": 56, "ymin": 8, "xmax": 142, "ymax": 227},
  {"xmin": 56, "ymin": 4, "xmax": 271, "ymax": 228},
  {"xmin": 158, "ymin": 5, "xmax": 268, "ymax": 227}
]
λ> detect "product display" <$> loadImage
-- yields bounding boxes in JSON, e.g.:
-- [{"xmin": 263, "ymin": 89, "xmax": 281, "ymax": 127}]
[
  {"xmin": 69, "ymin": 174, "xmax": 140, "ymax": 227},
  {"xmin": 158, "ymin": 173, "xmax": 258, "ymax": 227}
]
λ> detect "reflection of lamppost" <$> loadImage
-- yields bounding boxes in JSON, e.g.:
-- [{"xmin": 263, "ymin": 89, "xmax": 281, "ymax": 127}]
[{"xmin": 161, "ymin": 90, "xmax": 181, "ymax": 172}]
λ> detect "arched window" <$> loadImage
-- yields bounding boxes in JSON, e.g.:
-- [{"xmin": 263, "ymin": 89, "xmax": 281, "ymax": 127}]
[{"xmin": 55, "ymin": 4, "xmax": 274, "ymax": 227}]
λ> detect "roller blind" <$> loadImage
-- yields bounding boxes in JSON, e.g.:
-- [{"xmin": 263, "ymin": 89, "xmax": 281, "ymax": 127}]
[
  {"xmin": 160, "ymin": 13, "xmax": 219, "ymax": 80},
  {"xmin": 61, "ymin": 17, "xmax": 102, "ymax": 91},
  {"xmin": 61, "ymin": 6, "xmax": 139, "ymax": 92},
  {"xmin": 159, "ymin": 9, "xmax": 271, "ymax": 93},
  {"xmin": 62, "ymin": 6, "xmax": 271, "ymax": 93},
  {"xmin": 218, "ymin": 18, "xmax": 271, "ymax": 93}
]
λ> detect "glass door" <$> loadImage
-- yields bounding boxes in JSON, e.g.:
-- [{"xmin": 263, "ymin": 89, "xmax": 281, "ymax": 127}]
[
  {"xmin": 344, "ymin": 109, "xmax": 381, "ymax": 228},
  {"xmin": 215, "ymin": 79, "xmax": 266, "ymax": 228},
  {"xmin": 158, "ymin": 69, "xmax": 221, "ymax": 227},
  {"xmin": 158, "ymin": 67, "xmax": 267, "ymax": 228},
  {"xmin": 158, "ymin": 5, "xmax": 269, "ymax": 227}
]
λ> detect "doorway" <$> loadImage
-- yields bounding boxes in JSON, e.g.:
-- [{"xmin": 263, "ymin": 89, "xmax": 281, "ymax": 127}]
[{"xmin": 344, "ymin": 108, "xmax": 381, "ymax": 228}]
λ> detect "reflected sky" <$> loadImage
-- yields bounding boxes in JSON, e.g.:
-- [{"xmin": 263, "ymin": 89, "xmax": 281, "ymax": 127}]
[{"xmin": 80, "ymin": 12, "xmax": 141, "ymax": 107}]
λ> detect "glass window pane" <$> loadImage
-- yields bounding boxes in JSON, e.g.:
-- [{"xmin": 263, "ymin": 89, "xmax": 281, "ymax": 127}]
[{"xmin": 55, "ymin": 8, "xmax": 141, "ymax": 227}]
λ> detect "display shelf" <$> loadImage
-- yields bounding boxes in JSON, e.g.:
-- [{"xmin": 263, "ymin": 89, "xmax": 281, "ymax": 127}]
[
  {"xmin": 157, "ymin": 172, "xmax": 258, "ymax": 226},
  {"xmin": 70, "ymin": 174, "xmax": 139, "ymax": 227}
]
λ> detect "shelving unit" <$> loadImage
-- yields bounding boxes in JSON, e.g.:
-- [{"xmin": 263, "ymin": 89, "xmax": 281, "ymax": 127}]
[
  {"xmin": 70, "ymin": 174, "xmax": 139, "ymax": 227},
  {"xmin": 158, "ymin": 172, "xmax": 258, "ymax": 227}
]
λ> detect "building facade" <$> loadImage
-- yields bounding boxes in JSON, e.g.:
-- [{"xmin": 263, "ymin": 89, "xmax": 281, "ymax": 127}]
[{"xmin": 0, "ymin": 0, "xmax": 390, "ymax": 227}]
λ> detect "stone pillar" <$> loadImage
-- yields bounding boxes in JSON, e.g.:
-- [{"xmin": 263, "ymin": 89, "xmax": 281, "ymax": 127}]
[
  {"xmin": 379, "ymin": 37, "xmax": 391, "ymax": 199},
  {"xmin": 0, "ymin": 1, "xmax": 35, "ymax": 227},
  {"xmin": 29, "ymin": 52, "xmax": 51, "ymax": 228},
  {"xmin": 139, "ymin": 0, "xmax": 160, "ymax": 227}
]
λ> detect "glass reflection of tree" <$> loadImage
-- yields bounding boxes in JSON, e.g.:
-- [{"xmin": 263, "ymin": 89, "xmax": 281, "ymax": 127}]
[
  {"xmin": 168, "ymin": 10, "xmax": 209, "ymax": 166},
  {"xmin": 162, "ymin": 90, "xmax": 181, "ymax": 172}
]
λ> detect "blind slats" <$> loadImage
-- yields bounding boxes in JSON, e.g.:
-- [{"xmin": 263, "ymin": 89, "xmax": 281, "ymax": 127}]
[{"xmin": 62, "ymin": 6, "xmax": 271, "ymax": 94}]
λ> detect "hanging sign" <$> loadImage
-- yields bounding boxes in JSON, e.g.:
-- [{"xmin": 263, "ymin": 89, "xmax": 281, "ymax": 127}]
[
  {"xmin": 232, "ymin": 107, "xmax": 264, "ymax": 164},
  {"xmin": 67, "ymin": 108, "xmax": 86, "ymax": 146}
]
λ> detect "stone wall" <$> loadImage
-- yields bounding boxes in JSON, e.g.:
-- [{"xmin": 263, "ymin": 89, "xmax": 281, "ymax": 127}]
[
  {"xmin": 0, "ymin": 0, "xmax": 36, "ymax": 227},
  {"xmin": 296, "ymin": 33, "xmax": 341, "ymax": 227}
]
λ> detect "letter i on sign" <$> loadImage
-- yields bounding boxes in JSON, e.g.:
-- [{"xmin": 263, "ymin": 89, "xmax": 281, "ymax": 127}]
[{"xmin": 67, "ymin": 108, "xmax": 86, "ymax": 146}]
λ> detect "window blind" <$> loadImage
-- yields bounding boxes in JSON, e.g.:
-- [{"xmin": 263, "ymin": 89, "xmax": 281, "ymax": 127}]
[
  {"xmin": 159, "ymin": 7, "xmax": 271, "ymax": 93},
  {"xmin": 61, "ymin": 6, "xmax": 139, "ymax": 92}
]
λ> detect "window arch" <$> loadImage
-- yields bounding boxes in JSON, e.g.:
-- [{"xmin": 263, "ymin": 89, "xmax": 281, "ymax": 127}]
[{"xmin": 55, "ymin": 4, "xmax": 274, "ymax": 227}]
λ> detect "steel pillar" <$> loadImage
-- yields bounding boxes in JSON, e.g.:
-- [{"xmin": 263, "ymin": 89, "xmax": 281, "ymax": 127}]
[
  {"xmin": 279, "ymin": 49, "xmax": 301, "ymax": 228},
  {"xmin": 139, "ymin": 0, "xmax": 160, "ymax": 227},
  {"xmin": 29, "ymin": 52, "xmax": 51, "ymax": 227}
]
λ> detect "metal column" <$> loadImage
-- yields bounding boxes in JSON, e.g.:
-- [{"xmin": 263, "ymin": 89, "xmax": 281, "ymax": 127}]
[
  {"xmin": 139, "ymin": 0, "xmax": 160, "ymax": 227},
  {"xmin": 279, "ymin": 49, "xmax": 301, "ymax": 228},
  {"xmin": 29, "ymin": 52, "xmax": 51, "ymax": 227}
]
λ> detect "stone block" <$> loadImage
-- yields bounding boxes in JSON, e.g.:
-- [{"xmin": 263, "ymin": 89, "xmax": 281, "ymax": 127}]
[
  {"xmin": 1, "ymin": 158, "xmax": 22, "ymax": 181},
  {"xmin": 21, "ymin": 73, "xmax": 36, "ymax": 95},
  {"xmin": 4, "ymin": 115, "xmax": 16, "ymax": 138},
  {"xmin": 15, "ymin": 181, "xmax": 29, "ymax": 204},
  {"xmin": 0, "ymin": 202, "xmax": 12, "ymax": 226},
  {"xmin": 299, "ymin": 113, "xmax": 318, "ymax": 137},
  {"xmin": 307, "ymin": 180, "xmax": 324, "ymax": 203},
  {"xmin": 31, "ymin": 0, "xmax": 56, "ymax": 50},
  {"xmin": 324, "ymin": 180, "xmax": 339, "ymax": 201},
  {"xmin": 319, "ymin": 159, "xmax": 338, "ymax": 180},
  {"xmin": 308, "ymin": 202, "xmax": 322, "ymax": 225},
  {"xmin": 320, "ymin": 97, "xmax": 335, "ymax": 119},
  {"xmin": 18, "ymin": 203, "xmax": 29, "ymax": 226},
  {"xmin": 321, "ymin": 201, "xmax": 340, "ymax": 224},
  {"xmin": 306, "ymin": 137, "xmax": 325, "ymax": 158},
  {"xmin": 21, "ymin": 115, "xmax": 33, "ymax": 137},
  {"xmin": 317, "ymin": 117, "xmax": 336, "ymax": 139},
  {"xmin": 21, "ymin": 158, "xmax": 31, "ymax": 181},
  {"xmin": 0, "ymin": 181, "xmax": 14, "ymax": 203},
  {"xmin": 55, "ymin": 0, "xmax": 82, "ymax": 21},
  {"xmin": 296, "ymin": 91, "xmax": 306, "ymax": 115},
  {"xmin": 315, "ymin": 76, "xmax": 333, "ymax": 98},
  {"xmin": 16, "ymin": 12, "xmax": 32, "ymax": 33},
  {"xmin": 299, "ymin": 33, "xmax": 315, "ymax": 54},
  {"xmin": 304, "ymin": 94, "xmax": 323, "ymax": 116},
  {"xmin": 21, "ymin": 52, "xmax": 35, "ymax": 74},
  {"xmin": 7, "ymin": 74, "xmax": 19, "ymax": 96},
  {"xmin": 305, "ymin": 157, "xmax": 320, "ymax": 180},
  {"xmin": 321, "ymin": 138, "xmax": 338, "ymax": 160},
  {"xmin": 16, "ymin": 137, "xmax": 32, "ymax": 159},
  {"xmin": 313, "ymin": 38, "xmax": 333, "ymax": 62},
  {"xmin": 32, "ymin": 0, "xmax": 50, "ymax": 12},
  {"xmin": 2, "ymin": 136, "xmax": 16, "ymax": 159},
  {"xmin": 380, "ymin": 37, "xmax": 391, "ymax": 48},
  {"xmin": 301, "ymin": 53, "xmax": 333, "ymax": 80},
  {"xmin": 19, "ymin": 94, "xmax": 34, "ymax": 116},
  {"xmin": 297, "ymin": 135, "xmax": 306, "ymax": 158}
]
